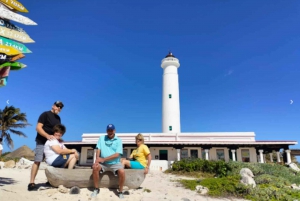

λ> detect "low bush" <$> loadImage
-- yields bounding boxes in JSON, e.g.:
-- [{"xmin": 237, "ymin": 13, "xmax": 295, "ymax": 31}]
[
  {"xmin": 170, "ymin": 159, "xmax": 300, "ymax": 200},
  {"xmin": 171, "ymin": 158, "xmax": 229, "ymax": 177}
]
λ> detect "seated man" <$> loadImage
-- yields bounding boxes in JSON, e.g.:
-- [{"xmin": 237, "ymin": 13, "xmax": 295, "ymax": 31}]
[
  {"xmin": 91, "ymin": 124, "xmax": 125, "ymax": 199},
  {"xmin": 44, "ymin": 124, "xmax": 79, "ymax": 169}
]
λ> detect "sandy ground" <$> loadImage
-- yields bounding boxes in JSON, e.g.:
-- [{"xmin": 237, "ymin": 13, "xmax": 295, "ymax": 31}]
[{"xmin": 0, "ymin": 168, "xmax": 249, "ymax": 201}]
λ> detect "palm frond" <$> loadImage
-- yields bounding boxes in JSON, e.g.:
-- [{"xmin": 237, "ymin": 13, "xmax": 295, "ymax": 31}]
[
  {"xmin": 9, "ymin": 129, "xmax": 27, "ymax": 137},
  {"xmin": 0, "ymin": 105, "xmax": 31, "ymax": 150}
]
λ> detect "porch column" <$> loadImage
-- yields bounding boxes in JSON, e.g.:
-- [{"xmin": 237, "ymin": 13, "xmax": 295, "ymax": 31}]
[
  {"xmin": 93, "ymin": 149, "xmax": 97, "ymax": 163},
  {"xmin": 276, "ymin": 151, "xmax": 281, "ymax": 163},
  {"xmin": 205, "ymin": 149, "xmax": 209, "ymax": 160},
  {"xmin": 177, "ymin": 149, "xmax": 181, "ymax": 161},
  {"xmin": 285, "ymin": 150, "xmax": 291, "ymax": 164},
  {"xmin": 269, "ymin": 153, "xmax": 273, "ymax": 162},
  {"xmin": 231, "ymin": 150, "xmax": 236, "ymax": 161},
  {"xmin": 258, "ymin": 149, "xmax": 264, "ymax": 163}
]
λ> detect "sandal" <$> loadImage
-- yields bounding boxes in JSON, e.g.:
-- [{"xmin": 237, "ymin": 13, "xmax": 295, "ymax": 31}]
[{"xmin": 27, "ymin": 183, "xmax": 36, "ymax": 191}]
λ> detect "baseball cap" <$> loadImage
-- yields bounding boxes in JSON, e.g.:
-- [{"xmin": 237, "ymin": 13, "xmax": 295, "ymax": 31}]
[
  {"xmin": 54, "ymin": 101, "xmax": 64, "ymax": 108},
  {"xmin": 107, "ymin": 124, "xmax": 115, "ymax": 130}
]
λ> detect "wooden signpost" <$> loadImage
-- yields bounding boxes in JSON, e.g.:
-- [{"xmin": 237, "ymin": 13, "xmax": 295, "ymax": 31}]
[
  {"xmin": 0, "ymin": 26, "xmax": 34, "ymax": 43},
  {"xmin": 0, "ymin": 18, "xmax": 26, "ymax": 33},
  {"xmin": 0, "ymin": 0, "xmax": 36, "ymax": 87},
  {"xmin": 0, "ymin": 0, "xmax": 29, "ymax": 12},
  {"xmin": 0, "ymin": 44, "xmax": 20, "ymax": 55},
  {"xmin": 0, "ymin": 76, "xmax": 7, "ymax": 87},
  {"xmin": 0, "ymin": 3, "xmax": 36, "ymax": 25},
  {"xmin": 0, "ymin": 66, "xmax": 10, "ymax": 77},
  {"xmin": 10, "ymin": 53, "xmax": 24, "ymax": 61},
  {"xmin": 0, "ymin": 53, "xmax": 24, "ymax": 64},
  {"xmin": 0, "ymin": 61, "xmax": 26, "ymax": 69},
  {"xmin": 0, "ymin": 36, "xmax": 32, "ymax": 53}
]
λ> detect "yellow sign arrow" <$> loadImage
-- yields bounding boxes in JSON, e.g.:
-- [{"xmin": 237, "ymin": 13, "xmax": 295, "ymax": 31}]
[
  {"xmin": 0, "ymin": 0, "xmax": 28, "ymax": 12},
  {"xmin": 0, "ymin": 44, "xmax": 20, "ymax": 55}
]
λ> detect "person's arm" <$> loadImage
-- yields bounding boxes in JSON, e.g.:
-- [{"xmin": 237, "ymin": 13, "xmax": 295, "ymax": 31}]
[
  {"xmin": 102, "ymin": 153, "xmax": 121, "ymax": 162},
  {"xmin": 143, "ymin": 145, "xmax": 151, "ymax": 174},
  {"xmin": 144, "ymin": 154, "xmax": 152, "ymax": 174},
  {"xmin": 51, "ymin": 145, "xmax": 75, "ymax": 155},
  {"xmin": 36, "ymin": 123, "xmax": 55, "ymax": 140}
]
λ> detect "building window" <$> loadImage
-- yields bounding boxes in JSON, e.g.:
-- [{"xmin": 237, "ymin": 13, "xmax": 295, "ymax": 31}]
[
  {"xmin": 123, "ymin": 149, "xmax": 128, "ymax": 158},
  {"xmin": 86, "ymin": 149, "xmax": 94, "ymax": 163},
  {"xmin": 190, "ymin": 149, "xmax": 198, "ymax": 158},
  {"xmin": 216, "ymin": 149, "xmax": 225, "ymax": 160},
  {"xmin": 169, "ymin": 126, "xmax": 172, "ymax": 131},
  {"xmin": 241, "ymin": 149, "xmax": 250, "ymax": 162},
  {"xmin": 169, "ymin": 94, "xmax": 172, "ymax": 98},
  {"xmin": 180, "ymin": 149, "xmax": 188, "ymax": 159}
]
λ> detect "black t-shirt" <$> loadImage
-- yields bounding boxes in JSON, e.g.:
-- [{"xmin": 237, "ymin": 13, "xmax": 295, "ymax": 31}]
[{"xmin": 35, "ymin": 111, "xmax": 61, "ymax": 145}]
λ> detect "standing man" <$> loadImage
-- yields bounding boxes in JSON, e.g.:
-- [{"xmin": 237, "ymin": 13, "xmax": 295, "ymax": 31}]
[
  {"xmin": 28, "ymin": 101, "xmax": 64, "ymax": 191},
  {"xmin": 91, "ymin": 124, "xmax": 125, "ymax": 199},
  {"xmin": 0, "ymin": 138, "xmax": 3, "ymax": 156}
]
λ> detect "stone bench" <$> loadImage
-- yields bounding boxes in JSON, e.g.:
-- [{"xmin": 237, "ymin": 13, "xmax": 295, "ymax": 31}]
[{"xmin": 45, "ymin": 166, "xmax": 145, "ymax": 189}]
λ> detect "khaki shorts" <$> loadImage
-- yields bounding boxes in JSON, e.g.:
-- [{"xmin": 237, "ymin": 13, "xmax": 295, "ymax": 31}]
[{"xmin": 100, "ymin": 162, "xmax": 123, "ymax": 176}]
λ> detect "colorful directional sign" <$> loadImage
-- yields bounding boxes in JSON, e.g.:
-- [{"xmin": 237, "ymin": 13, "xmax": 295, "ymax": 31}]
[
  {"xmin": 10, "ymin": 53, "xmax": 24, "ymax": 61},
  {"xmin": 0, "ymin": 53, "xmax": 9, "ymax": 64},
  {"xmin": 0, "ymin": 18, "xmax": 27, "ymax": 33},
  {"xmin": 0, "ymin": 3, "xmax": 36, "ymax": 25},
  {"xmin": 0, "ymin": 44, "xmax": 21, "ymax": 55},
  {"xmin": 0, "ymin": 61, "xmax": 26, "ymax": 70},
  {"xmin": 0, "ymin": 36, "xmax": 32, "ymax": 53},
  {"xmin": 0, "ymin": 26, "xmax": 34, "ymax": 43},
  {"xmin": 0, "ymin": 0, "xmax": 28, "ymax": 12}
]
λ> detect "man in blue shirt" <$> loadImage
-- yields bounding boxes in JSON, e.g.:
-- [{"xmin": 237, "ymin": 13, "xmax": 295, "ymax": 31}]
[{"xmin": 91, "ymin": 124, "xmax": 125, "ymax": 198}]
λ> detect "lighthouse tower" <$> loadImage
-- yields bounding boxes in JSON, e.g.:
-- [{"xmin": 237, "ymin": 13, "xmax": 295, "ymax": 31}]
[{"xmin": 161, "ymin": 52, "xmax": 181, "ymax": 133}]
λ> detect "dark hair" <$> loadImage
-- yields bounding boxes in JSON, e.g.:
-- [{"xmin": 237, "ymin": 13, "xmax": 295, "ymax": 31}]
[{"xmin": 53, "ymin": 124, "xmax": 66, "ymax": 135}]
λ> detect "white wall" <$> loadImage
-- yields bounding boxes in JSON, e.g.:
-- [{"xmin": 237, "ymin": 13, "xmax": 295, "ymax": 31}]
[{"xmin": 236, "ymin": 147, "xmax": 257, "ymax": 163}]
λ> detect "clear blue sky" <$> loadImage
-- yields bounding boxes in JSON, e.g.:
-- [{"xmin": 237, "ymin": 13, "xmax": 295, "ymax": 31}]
[{"xmin": 1, "ymin": 0, "xmax": 300, "ymax": 152}]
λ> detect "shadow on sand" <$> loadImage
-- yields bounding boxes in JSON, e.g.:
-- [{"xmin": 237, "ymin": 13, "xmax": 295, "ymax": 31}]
[{"xmin": 0, "ymin": 177, "xmax": 18, "ymax": 186}]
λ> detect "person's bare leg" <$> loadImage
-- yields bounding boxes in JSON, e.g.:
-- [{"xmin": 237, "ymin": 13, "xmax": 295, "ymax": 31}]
[
  {"xmin": 92, "ymin": 164, "xmax": 101, "ymax": 188},
  {"xmin": 67, "ymin": 157, "xmax": 77, "ymax": 169},
  {"xmin": 63, "ymin": 154, "xmax": 76, "ymax": 169},
  {"xmin": 30, "ymin": 162, "xmax": 40, "ymax": 183},
  {"xmin": 118, "ymin": 168, "xmax": 125, "ymax": 192},
  {"xmin": 121, "ymin": 160, "xmax": 131, "ymax": 168}
]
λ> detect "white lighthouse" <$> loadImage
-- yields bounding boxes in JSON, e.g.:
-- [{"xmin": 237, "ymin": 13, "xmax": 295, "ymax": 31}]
[{"xmin": 161, "ymin": 52, "xmax": 181, "ymax": 133}]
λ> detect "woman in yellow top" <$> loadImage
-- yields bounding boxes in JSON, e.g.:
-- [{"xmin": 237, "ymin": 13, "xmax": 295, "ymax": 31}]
[{"xmin": 121, "ymin": 133, "xmax": 152, "ymax": 174}]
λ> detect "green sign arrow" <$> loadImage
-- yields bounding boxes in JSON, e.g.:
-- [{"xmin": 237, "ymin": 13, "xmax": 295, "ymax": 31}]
[{"xmin": 0, "ymin": 62, "xmax": 26, "ymax": 70}]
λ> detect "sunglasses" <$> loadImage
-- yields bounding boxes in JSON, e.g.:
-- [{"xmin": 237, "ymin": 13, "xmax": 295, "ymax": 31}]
[
  {"xmin": 56, "ymin": 104, "xmax": 63, "ymax": 109},
  {"xmin": 136, "ymin": 139, "xmax": 143, "ymax": 141}
]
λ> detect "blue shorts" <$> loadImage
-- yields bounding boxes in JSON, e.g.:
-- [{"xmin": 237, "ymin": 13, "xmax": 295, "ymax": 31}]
[
  {"xmin": 51, "ymin": 154, "xmax": 70, "ymax": 168},
  {"xmin": 130, "ymin": 161, "xmax": 144, "ymax": 169}
]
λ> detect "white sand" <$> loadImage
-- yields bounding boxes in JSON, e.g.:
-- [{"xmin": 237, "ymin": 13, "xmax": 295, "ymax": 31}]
[{"xmin": 0, "ymin": 168, "xmax": 249, "ymax": 201}]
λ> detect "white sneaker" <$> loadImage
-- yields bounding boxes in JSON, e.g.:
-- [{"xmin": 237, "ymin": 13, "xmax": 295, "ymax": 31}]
[
  {"xmin": 91, "ymin": 189, "xmax": 100, "ymax": 198},
  {"xmin": 118, "ymin": 192, "xmax": 124, "ymax": 199}
]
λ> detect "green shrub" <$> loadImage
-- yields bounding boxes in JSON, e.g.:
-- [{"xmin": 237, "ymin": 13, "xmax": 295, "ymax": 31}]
[{"xmin": 171, "ymin": 159, "xmax": 230, "ymax": 177}]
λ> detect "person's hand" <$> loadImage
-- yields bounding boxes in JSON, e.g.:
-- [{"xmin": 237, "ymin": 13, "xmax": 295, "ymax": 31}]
[
  {"xmin": 73, "ymin": 150, "xmax": 79, "ymax": 159},
  {"xmin": 97, "ymin": 157, "xmax": 105, "ymax": 163},
  {"xmin": 92, "ymin": 162, "xmax": 99, "ymax": 169},
  {"xmin": 144, "ymin": 167, "xmax": 149, "ymax": 174},
  {"xmin": 47, "ymin": 135, "xmax": 55, "ymax": 140}
]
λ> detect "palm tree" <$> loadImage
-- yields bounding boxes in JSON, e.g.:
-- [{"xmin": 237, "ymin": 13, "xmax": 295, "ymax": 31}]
[{"xmin": 0, "ymin": 106, "xmax": 31, "ymax": 149}]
